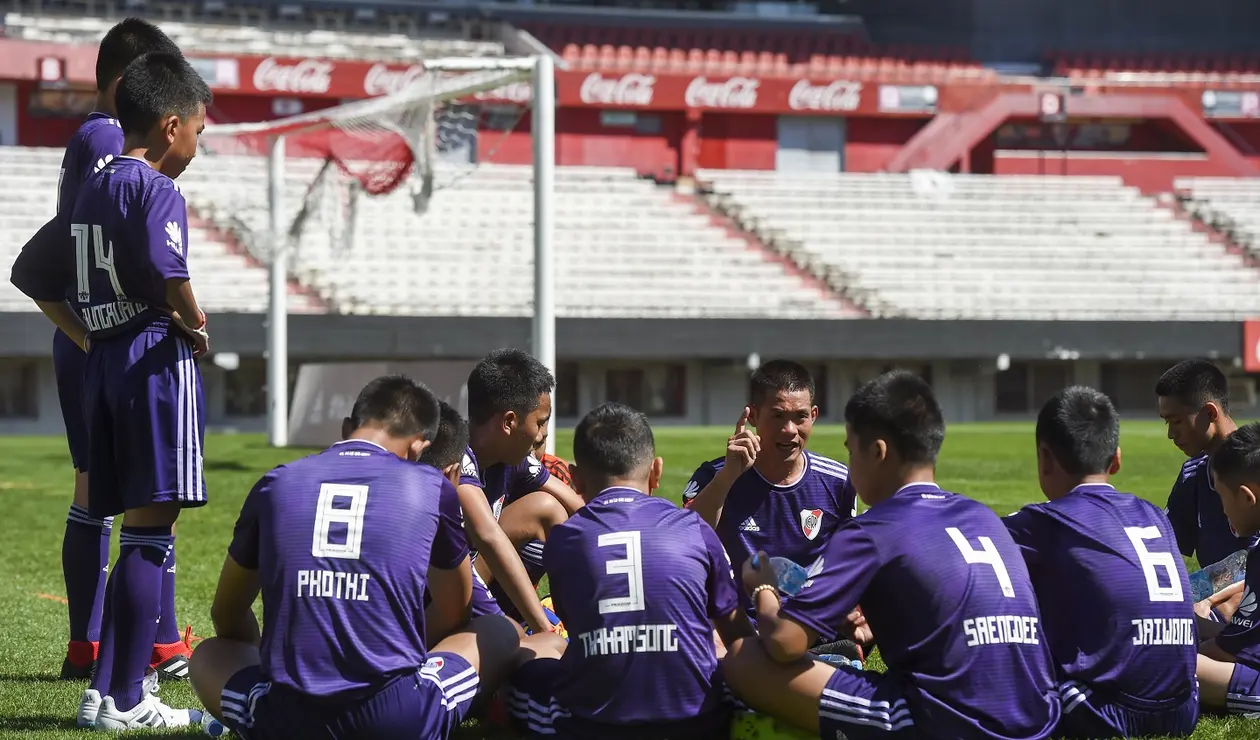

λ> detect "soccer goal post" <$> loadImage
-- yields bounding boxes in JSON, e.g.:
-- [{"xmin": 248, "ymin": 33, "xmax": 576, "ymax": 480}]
[{"xmin": 197, "ymin": 55, "xmax": 556, "ymax": 449}]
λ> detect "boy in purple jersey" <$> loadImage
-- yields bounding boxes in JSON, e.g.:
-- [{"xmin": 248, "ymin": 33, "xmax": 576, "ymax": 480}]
[
  {"xmin": 682, "ymin": 362, "xmax": 859, "ymax": 634},
  {"xmin": 1004, "ymin": 387, "xmax": 1198, "ymax": 738},
  {"xmin": 1195, "ymin": 423, "xmax": 1260, "ymax": 718},
  {"xmin": 59, "ymin": 52, "xmax": 212, "ymax": 731},
  {"xmin": 1157, "ymin": 361, "xmax": 1256, "ymax": 575},
  {"xmin": 189, "ymin": 376, "xmax": 522, "ymax": 739},
  {"xmin": 508, "ymin": 403, "xmax": 753, "ymax": 740},
  {"xmin": 724, "ymin": 371, "xmax": 1060, "ymax": 740},
  {"xmin": 457, "ymin": 350, "xmax": 581, "ymax": 633},
  {"xmin": 7, "ymin": 18, "xmax": 189, "ymax": 681}
]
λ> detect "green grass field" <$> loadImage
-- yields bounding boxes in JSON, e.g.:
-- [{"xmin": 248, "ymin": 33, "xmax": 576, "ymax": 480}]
[{"xmin": 0, "ymin": 422, "xmax": 1255, "ymax": 739}]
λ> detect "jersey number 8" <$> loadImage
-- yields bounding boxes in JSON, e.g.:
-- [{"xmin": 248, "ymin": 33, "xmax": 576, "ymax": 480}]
[{"xmin": 312, "ymin": 483, "xmax": 369, "ymax": 560}]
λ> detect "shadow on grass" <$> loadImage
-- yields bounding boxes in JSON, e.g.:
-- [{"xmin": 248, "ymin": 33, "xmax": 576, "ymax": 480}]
[
  {"xmin": 0, "ymin": 716, "xmax": 84, "ymax": 733},
  {"xmin": 0, "ymin": 673, "xmax": 66, "ymax": 684},
  {"xmin": 205, "ymin": 459, "xmax": 254, "ymax": 472}
]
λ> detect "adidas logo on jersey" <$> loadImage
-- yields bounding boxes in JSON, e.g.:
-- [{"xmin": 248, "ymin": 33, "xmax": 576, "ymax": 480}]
[{"xmin": 739, "ymin": 517, "xmax": 760, "ymax": 532}]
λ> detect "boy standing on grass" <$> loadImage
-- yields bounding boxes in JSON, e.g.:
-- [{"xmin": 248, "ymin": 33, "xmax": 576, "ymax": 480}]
[
  {"xmin": 1005, "ymin": 387, "xmax": 1198, "ymax": 738},
  {"xmin": 52, "ymin": 52, "xmax": 212, "ymax": 730},
  {"xmin": 723, "ymin": 371, "xmax": 1060, "ymax": 740}
]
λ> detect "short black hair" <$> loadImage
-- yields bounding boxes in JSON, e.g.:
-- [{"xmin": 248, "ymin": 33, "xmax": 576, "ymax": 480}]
[
  {"xmin": 1155, "ymin": 359, "xmax": 1230, "ymax": 413},
  {"xmin": 750, "ymin": 360, "xmax": 815, "ymax": 406},
  {"xmin": 1036, "ymin": 386, "xmax": 1119, "ymax": 476},
  {"xmin": 1212, "ymin": 423, "xmax": 1260, "ymax": 486},
  {"xmin": 466, "ymin": 348, "xmax": 555, "ymax": 426},
  {"xmin": 115, "ymin": 52, "xmax": 212, "ymax": 137},
  {"xmin": 844, "ymin": 370, "xmax": 944, "ymax": 465},
  {"xmin": 96, "ymin": 18, "xmax": 182, "ymax": 91},
  {"xmin": 418, "ymin": 402, "xmax": 469, "ymax": 469},
  {"xmin": 573, "ymin": 403, "xmax": 656, "ymax": 480},
  {"xmin": 348, "ymin": 375, "xmax": 441, "ymax": 441}
]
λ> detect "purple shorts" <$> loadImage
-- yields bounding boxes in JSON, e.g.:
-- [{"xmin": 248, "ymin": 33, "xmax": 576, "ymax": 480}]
[
  {"xmin": 52, "ymin": 329, "xmax": 89, "ymax": 471},
  {"xmin": 83, "ymin": 323, "xmax": 206, "ymax": 518},
  {"xmin": 818, "ymin": 663, "xmax": 916, "ymax": 740},
  {"xmin": 508, "ymin": 657, "xmax": 730, "ymax": 740},
  {"xmin": 1056, "ymin": 680, "xmax": 1197, "ymax": 737},
  {"xmin": 221, "ymin": 653, "xmax": 477, "ymax": 740},
  {"xmin": 1227, "ymin": 661, "xmax": 1260, "ymax": 717}
]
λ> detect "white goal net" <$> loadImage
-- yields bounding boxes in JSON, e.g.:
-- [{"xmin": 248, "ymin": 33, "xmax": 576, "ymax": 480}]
[{"xmin": 187, "ymin": 55, "xmax": 557, "ymax": 448}]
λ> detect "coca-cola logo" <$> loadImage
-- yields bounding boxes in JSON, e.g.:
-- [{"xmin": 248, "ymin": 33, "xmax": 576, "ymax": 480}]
[
  {"xmin": 788, "ymin": 79, "xmax": 862, "ymax": 112},
  {"xmin": 579, "ymin": 72, "xmax": 656, "ymax": 107},
  {"xmin": 363, "ymin": 63, "xmax": 426, "ymax": 97},
  {"xmin": 684, "ymin": 76, "xmax": 759, "ymax": 109},
  {"xmin": 474, "ymin": 81, "xmax": 533, "ymax": 104},
  {"xmin": 253, "ymin": 57, "xmax": 333, "ymax": 95}
]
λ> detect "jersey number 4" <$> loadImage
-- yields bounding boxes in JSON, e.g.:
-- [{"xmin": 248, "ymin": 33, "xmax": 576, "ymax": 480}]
[
  {"xmin": 71, "ymin": 223, "xmax": 125, "ymax": 303},
  {"xmin": 947, "ymin": 527, "xmax": 1016, "ymax": 597}
]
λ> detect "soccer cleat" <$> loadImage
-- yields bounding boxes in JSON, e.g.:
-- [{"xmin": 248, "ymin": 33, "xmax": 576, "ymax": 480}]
[
  {"xmin": 810, "ymin": 638, "xmax": 864, "ymax": 665},
  {"xmin": 62, "ymin": 640, "xmax": 99, "ymax": 680},
  {"xmin": 93, "ymin": 694, "xmax": 201, "ymax": 731},
  {"xmin": 77, "ymin": 689, "xmax": 102, "ymax": 728},
  {"xmin": 150, "ymin": 625, "xmax": 193, "ymax": 681}
]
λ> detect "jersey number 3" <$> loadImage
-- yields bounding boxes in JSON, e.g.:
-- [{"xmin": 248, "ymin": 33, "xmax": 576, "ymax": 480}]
[
  {"xmin": 597, "ymin": 531, "xmax": 645, "ymax": 615},
  {"xmin": 312, "ymin": 483, "xmax": 369, "ymax": 560}
]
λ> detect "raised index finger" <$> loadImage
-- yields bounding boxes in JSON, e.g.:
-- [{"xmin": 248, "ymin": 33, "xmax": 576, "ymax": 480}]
[{"xmin": 735, "ymin": 406, "xmax": 750, "ymax": 435}]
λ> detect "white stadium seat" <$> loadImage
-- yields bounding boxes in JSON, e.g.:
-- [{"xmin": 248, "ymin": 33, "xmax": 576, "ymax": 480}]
[{"xmin": 699, "ymin": 169, "xmax": 1260, "ymax": 320}]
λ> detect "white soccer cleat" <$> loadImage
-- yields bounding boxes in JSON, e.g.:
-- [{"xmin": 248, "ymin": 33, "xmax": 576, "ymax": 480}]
[
  {"xmin": 93, "ymin": 694, "xmax": 201, "ymax": 731},
  {"xmin": 77, "ymin": 689, "xmax": 102, "ymax": 728}
]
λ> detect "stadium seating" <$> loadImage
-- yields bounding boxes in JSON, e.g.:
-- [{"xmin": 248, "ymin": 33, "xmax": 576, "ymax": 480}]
[
  {"xmin": 699, "ymin": 169, "xmax": 1260, "ymax": 320},
  {"xmin": 519, "ymin": 21, "xmax": 989, "ymax": 81},
  {"xmin": 1175, "ymin": 177, "xmax": 1260, "ymax": 249},
  {"xmin": 1050, "ymin": 51, "xmax": 1260, "ymax": 83},
  {"xmin": 0, "ymin": 12, "xmax": 502, "ymax": 62},
  {"xmin": 0, "ymin": 146, "xmax": 318, "ymax": 314},
  {"xmin": 176, "ymin": 156, "xmax": 855, "ymax": 319}
]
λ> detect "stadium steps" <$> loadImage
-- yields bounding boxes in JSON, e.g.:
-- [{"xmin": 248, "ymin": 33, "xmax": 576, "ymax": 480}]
[
  {"xmin": 1157, "ymin": 194, "xmax": 1260, "ymax": 273},
  {"xmin": 187, "ymin": 207, "xmax": 329, "ymax": 314},
  {"xmin": 677, "ymin": 189, "xmax": 873, "ymax": 317}
]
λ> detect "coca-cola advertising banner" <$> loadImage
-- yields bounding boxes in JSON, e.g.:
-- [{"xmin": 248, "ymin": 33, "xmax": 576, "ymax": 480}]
[{"xmin": 193, "ymin": 53, "xmax": 909, "ymax": 116}]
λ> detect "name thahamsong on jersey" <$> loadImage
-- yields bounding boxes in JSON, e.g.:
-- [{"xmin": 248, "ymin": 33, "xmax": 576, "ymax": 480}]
[
  {"xmin": 297, "ymin": 570, "xmax": 372, "ymax": 602},
  {"xmin": 578, "ymin": 624, "xmax": 680, "ymax": 657}
]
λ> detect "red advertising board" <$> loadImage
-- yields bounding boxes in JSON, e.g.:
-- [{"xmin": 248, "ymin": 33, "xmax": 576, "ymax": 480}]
[{"xmin": 1244, "ymin": 320, "xmax": 1260, "ymax": 373}]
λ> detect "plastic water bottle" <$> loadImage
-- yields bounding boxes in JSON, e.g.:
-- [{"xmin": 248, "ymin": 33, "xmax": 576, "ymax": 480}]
[
  {"xmin": 814, "ymin": 652, "xmax": 864, "ymax": 671},
  {"xmin": 753, "ymin": 554, "xmax": 810, "ymax": 596},
  {"xmin": 1188, "ymin": 549, "xmax": 1248, "ymax": 603}
]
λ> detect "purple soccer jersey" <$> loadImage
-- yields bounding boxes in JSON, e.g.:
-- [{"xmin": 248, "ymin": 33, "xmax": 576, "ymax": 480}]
[
  {"xmin": 229, "ymin": 439, "xmax": 469, "ymax": 698},
  {"xmin": 780, "ymin": 483, "xmax": 1059, "ymax": 740},
  {"xmin": 1003, "ymin": 484, "xmax": 1197, "ymax": 703},
  {"xmin": 63, "ymin": 156, "xmax": 190, "ymax": 339},
  {"xmin": 459, "ymin": 446, "xmax": 550, "ymax": 521},
  {"xmin": 11, "ymin": 112, "xmax": 124, "ymax": 302},
  {"xmin": 1166, "ymin": 455, "xmax": 1259, "ymax": 567},
  {"xmin": 1214, "ymin": 544, "xmax": 1260, "ymax": 670},
  {"xmin": 543, "ymin": 488, "xmax": 739, "ymax": 725},
  {"xmin": 682, "ymin": 451, "xmax": 856, "ymax": 614}
]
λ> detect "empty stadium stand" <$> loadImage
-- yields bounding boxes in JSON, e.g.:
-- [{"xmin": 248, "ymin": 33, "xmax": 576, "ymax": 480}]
[
  {"xmin": 1, "ymin": 12, "xmax": 503, "ymax": 62},
  {"xmin": 1050, "ymin": 51, "xmax": 1260, "ymax": 82},
  {"xmin": 0, "ymin": 147, "xmax": 318, "ymax": 314},
  {"xmin": 1176, "ymin": 177, "xmax": 1260, "ymax": 249},
  {"xmin": 177, "ymin": 157, "xmax": 855, "ymax": 319},
  {"xmin": 699, "ymin": 169, "xmax": 1260, "ymax": 320},
  {"xmin": 519, "ymin": 20, "xmax": 988, "ymax": 81}
]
